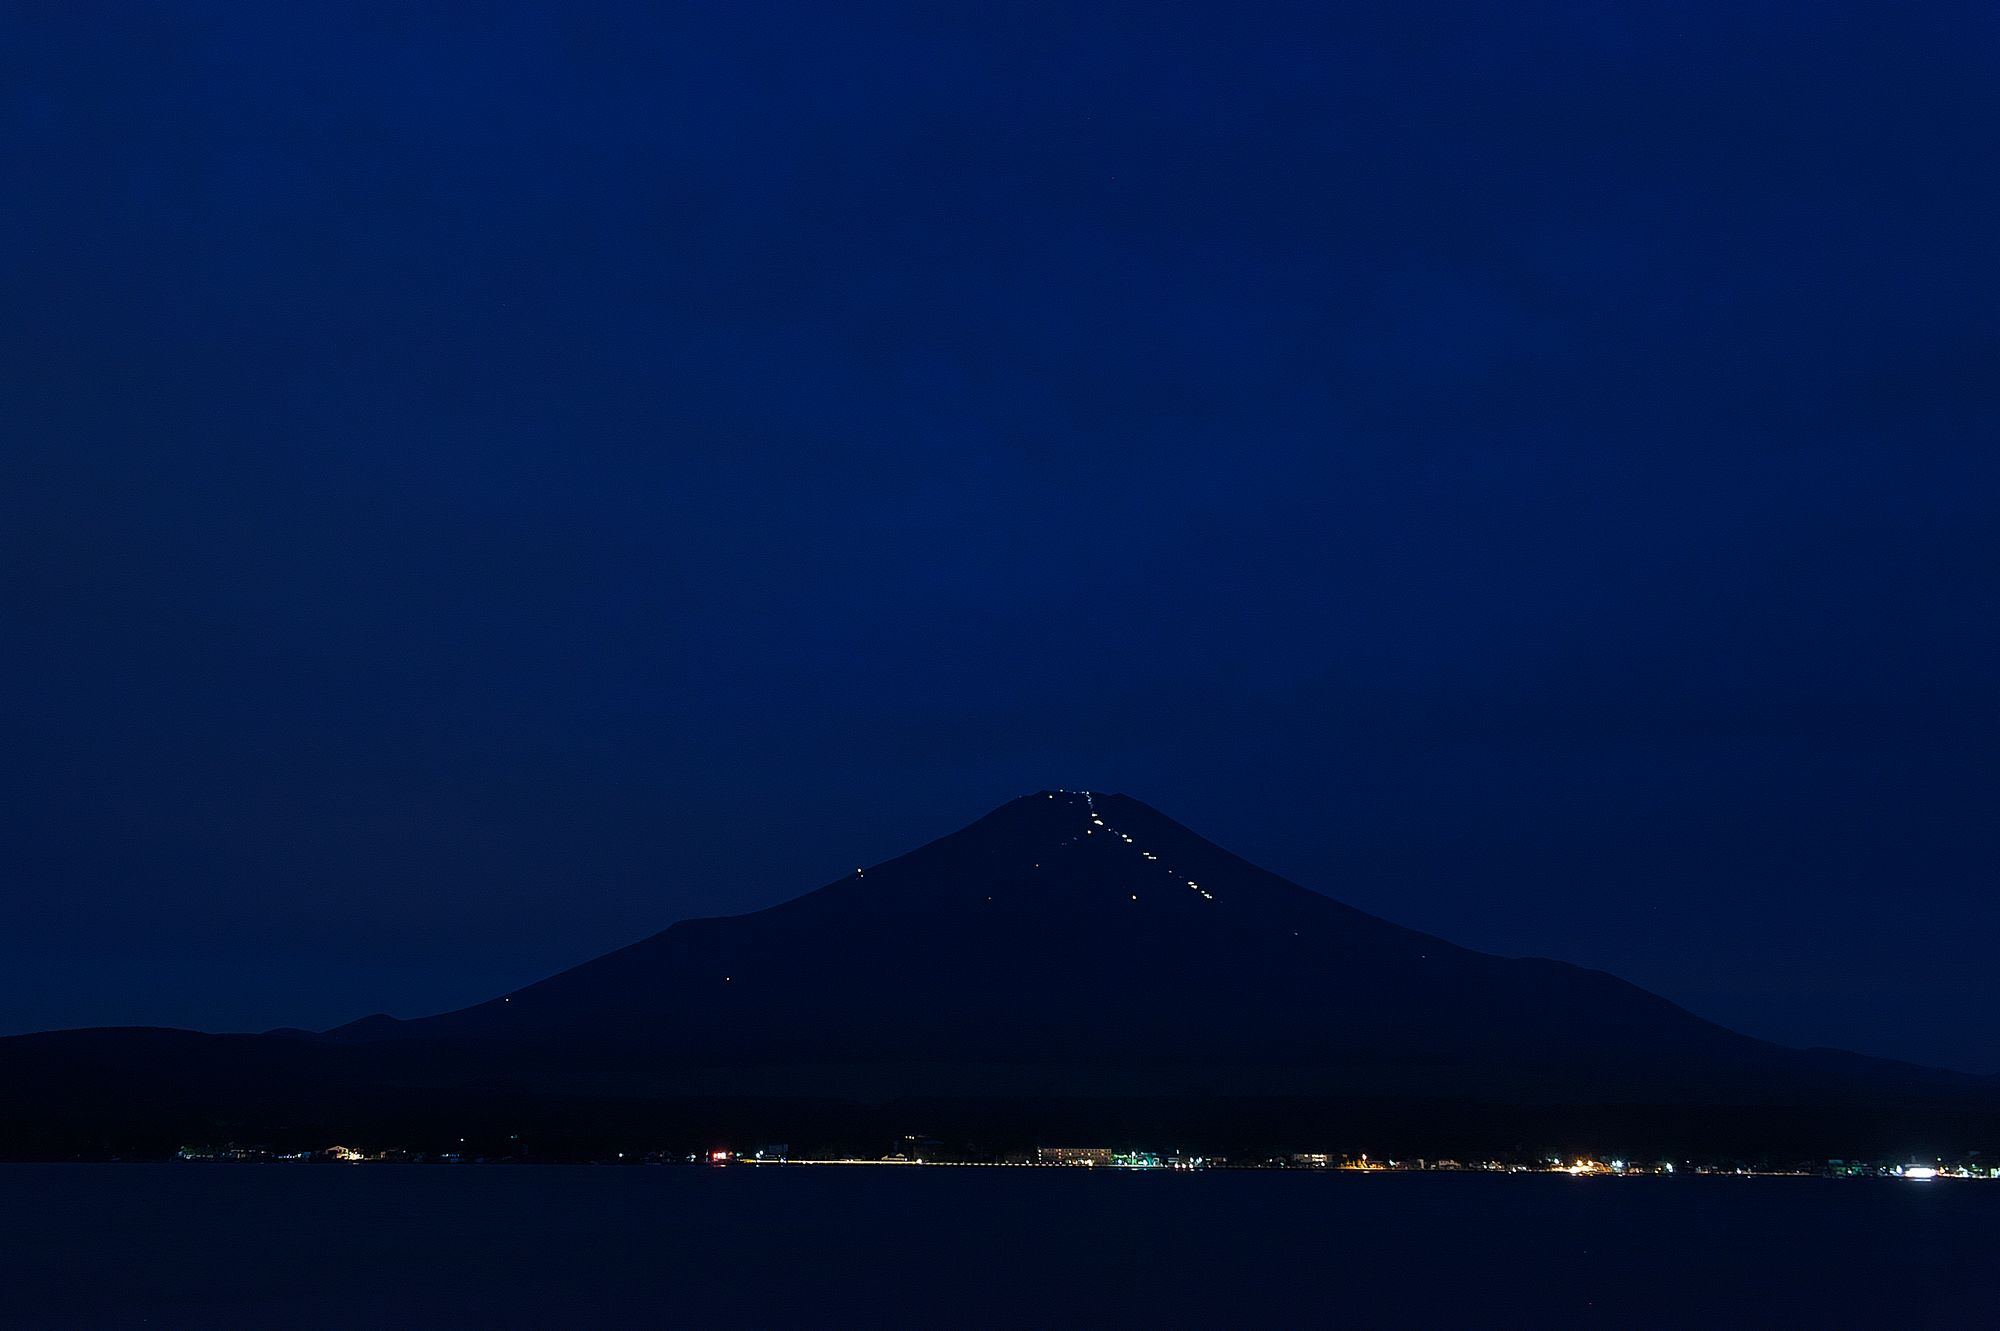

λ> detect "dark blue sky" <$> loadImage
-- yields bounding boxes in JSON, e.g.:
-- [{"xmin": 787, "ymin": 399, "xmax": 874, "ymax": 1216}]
[{"xmin": 4, "ymin": 2, "xmax": 1996, "ymax": 1070}]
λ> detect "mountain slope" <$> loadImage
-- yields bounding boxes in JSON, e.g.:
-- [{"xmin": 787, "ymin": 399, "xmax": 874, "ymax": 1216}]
[
  {"xmin": 4, "ymin": 790, "xmax": 1990, "ymax": 1159},
  {"xmin": 324, "ymin": 791, "xmax": 1960, "ymax": 1104}
]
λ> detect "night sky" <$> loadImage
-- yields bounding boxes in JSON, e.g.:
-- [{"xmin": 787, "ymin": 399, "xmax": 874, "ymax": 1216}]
[{"xmin": 4, "ymin": 3, "xmax": 1996, "ymax": 1071}]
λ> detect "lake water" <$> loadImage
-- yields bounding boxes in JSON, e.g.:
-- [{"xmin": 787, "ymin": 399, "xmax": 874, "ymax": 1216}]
[{"xmin": 1, "ymin": 1165, "xmax": 1990, "ymax": 1328}]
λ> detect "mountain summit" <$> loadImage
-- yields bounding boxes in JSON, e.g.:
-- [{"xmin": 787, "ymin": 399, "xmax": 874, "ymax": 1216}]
[{"xmin": 3, "ymin": 791, "xmax": 1992, "ymax": 1158}]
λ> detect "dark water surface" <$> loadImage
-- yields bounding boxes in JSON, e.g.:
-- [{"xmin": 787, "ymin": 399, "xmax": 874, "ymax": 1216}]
[{"xmin": 1, "ymin": 1165, "xmax": 1990, "ymax": 1329}]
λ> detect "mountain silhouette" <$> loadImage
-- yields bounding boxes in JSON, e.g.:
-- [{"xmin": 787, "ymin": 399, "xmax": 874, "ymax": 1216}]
[{"xmin": 3, "ymin": 791, "xmax": 1993, "ymax": 1159}]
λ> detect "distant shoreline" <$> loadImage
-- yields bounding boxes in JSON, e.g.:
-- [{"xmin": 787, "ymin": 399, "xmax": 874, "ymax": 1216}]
[{"xmin": 25, "ymin": 1152, "xmax": 1980, "ymax": 1181}]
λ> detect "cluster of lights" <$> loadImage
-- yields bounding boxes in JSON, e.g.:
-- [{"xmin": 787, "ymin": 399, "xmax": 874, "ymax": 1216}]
[
  {"xmin": 1079, "ymin": 793, "xmax": 1216, "ymax": 903},
  {"xmin": 1045, "ymin": 791, "xmax": 1220, "ymax": 904}
]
